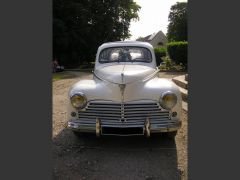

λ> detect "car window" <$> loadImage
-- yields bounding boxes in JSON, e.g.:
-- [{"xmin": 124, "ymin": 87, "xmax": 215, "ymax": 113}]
[{"xmin": 99, "ymin": 47, "xmax": 152, "ymax": 63}]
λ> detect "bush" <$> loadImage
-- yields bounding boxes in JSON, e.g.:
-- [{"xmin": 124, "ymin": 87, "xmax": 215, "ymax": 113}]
[
  {"xmin": 159, "ymin": 56, "xmax": 185, "ymax": 71},
  {"xmin": 154, "ymin": 47, "xmax": 167, "ymax": 65},
  {"xmin": 167, "ymin": 41, "xmax": 188, "ymax": 68},
  {"xmin": 160, "ymin": 56, "xmax": 174, "ymax": 70}
]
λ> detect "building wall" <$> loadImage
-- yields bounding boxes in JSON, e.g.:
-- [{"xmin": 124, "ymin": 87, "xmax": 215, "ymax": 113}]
[{"xmin": 149, "ymin": 31, "xmax": 168, "ymax": 47}]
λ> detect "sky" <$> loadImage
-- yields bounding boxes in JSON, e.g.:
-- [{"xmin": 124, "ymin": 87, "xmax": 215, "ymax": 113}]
[{"xmin": 127, "ymin": 0, "xmax": 187, "ymax": 40}]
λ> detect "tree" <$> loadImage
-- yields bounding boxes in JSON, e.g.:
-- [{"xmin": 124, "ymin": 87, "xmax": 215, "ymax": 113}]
[
  {"xmin": 167, "ymin": 2, "xmax": 187, "ymax": 42},
  {"xmin": 53, "ymin": 0, "xmax": 140, "ymax": 68}
]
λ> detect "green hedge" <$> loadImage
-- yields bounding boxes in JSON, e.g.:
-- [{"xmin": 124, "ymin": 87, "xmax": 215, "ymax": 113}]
[
  {"xmin": 154, "ymin": 47, "xmax": 167, "ymax": 65},
  {"xmin": 167, "ymin": 41, "xmax": 188, "ymax": 68}
]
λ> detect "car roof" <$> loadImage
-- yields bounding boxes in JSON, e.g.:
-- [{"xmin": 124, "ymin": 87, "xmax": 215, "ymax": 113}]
[
  {"xmin": 98, "ymin": 41, "xmax": 153, "ymax": 50},
  {"xmin": 95, "ymin": 41, "xmax": 157, "ymax": 68}
]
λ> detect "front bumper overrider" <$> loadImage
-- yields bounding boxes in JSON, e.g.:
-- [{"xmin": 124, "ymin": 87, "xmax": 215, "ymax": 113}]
[{"xmin": 68, "ymin": 117, "xmax": 182, "ymax": 137}]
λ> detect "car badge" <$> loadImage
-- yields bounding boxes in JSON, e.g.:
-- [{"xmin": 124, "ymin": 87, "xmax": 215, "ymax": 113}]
[
  {"xmin": 121, "ymin": 72, "xmax": 124, "ymax": 83},
  {"xmin": 119, "ymin": 72, "xmax": 126, "ymax": 100},
  {"xmin": 119, "ymin": 73, "xmax": 126, "ymax": 103},
  {"xmin": 119, "ymin": 84, "xmax": 126, "ymax": 92}
]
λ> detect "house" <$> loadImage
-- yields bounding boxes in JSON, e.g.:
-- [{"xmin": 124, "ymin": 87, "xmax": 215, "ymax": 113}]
[{"xmin": 136, "ymin": 30, "xmax": 167, "ymax": 47}]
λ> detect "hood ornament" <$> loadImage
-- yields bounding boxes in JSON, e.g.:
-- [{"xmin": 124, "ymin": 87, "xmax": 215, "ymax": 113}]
[
  {"xmin": 119, "ymin": 72, "xmax": 126, "ymax": 103},
  {"xmin": 119, "ymin": 72, "xmax": 126, "ymax": 98},
  {"xmin": 119, "ymin": 83, "xmax": 126, "ymax": 94},
  {"xmin": 119, "ymin": 72, "xmax": 126, "ymax": 122},
  {"xmin": 121, "ymin": 72, "xmax": 124, "ymax": 83}
]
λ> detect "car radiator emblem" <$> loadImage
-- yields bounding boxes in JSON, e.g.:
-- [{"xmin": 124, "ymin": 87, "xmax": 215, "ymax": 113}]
[
  {"xmin": 119, "ymin": 72, "xmax": 126, "ymax": 122},
  {"xmin": 119, "ymin": 84, "xmax": 126, "ymax": 122},
  {"xmin": 119, "ymin": 72, "xmax": 126, "ymax": 100}
]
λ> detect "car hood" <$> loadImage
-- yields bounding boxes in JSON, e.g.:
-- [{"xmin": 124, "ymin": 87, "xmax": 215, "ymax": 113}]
[{"xmin": 94, "ymin": 64, "xmax": 157, "ymax": 84}]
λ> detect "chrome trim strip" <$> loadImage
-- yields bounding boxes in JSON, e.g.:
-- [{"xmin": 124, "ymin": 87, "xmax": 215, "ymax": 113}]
[
  {"xmin": 96, "ymin": 118, "xmax": 100, "ymax": 137},
  {"xmin": 68, "ymin": 119, "xmax": 181, "ymax": 136},
  {"xmin": 145, "ymin": 117, "xmax": 150, "ymax": 137}
]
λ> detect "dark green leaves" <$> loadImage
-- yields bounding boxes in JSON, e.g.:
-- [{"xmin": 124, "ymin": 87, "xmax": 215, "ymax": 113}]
[
  {"xmin": 53, "ymin": 0, "xmax": 140, "ymax": 68},
  {"xmin": 167, "ymin": 2, "xmax": 187, "ymax": 42}
]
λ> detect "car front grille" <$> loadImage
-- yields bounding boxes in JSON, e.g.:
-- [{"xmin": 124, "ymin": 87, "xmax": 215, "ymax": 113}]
[{"xmin": 77, "ymin": 101, "xmax": 176, "ymax": 128}]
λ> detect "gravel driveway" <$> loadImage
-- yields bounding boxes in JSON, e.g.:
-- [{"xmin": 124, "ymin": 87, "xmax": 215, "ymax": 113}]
[{"xmin": 52, "ymin": 71, "xmax": 188, "ymax": 180}]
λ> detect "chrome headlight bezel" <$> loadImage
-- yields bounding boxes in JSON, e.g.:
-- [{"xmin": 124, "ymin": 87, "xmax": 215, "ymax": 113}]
[
  {"xmin": 159, "ymin": 91, "xmax": 177, "ymax": 110},
  {"xmin": 70, "ymin": 92, "xmax": 87, "ymax": 109}
]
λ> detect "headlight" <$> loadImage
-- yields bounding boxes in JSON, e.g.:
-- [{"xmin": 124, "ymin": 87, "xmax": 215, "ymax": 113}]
[
  {"xmin": 160, "ymin": 91, "xmax": 177, "ymax": 110},
  {"xmin": 70, "ymin": 93, "xmax": 87, "ymax": 109}
]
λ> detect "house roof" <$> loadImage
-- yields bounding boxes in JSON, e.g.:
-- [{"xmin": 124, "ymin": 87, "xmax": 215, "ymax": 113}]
[
  {"xmin": 136, "ymin": 30, "xmax": 166, "ymax": 42},
  {"xmin": 148, "ymin": 33, "xmax": 157, "ymax": 41},
  {"xmin": 136, "ymin": 35, "xmax": 151, "ymax": 42}
]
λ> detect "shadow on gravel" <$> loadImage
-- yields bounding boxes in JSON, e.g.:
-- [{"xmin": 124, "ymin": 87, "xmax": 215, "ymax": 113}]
[
  {"xmin": 161, "ymin": 71, "xmax": 186, "ymax": 75},
  {"xmin": 53, "ymin": 71, "xmax": 93, "ymax": 81},
  {"xmin": 53, "ymin": 128, "xmax": 180, "ymax": 180},
  {"xmin": 53, "ymin": 129, "xmax": 180, "ymax": 180}
]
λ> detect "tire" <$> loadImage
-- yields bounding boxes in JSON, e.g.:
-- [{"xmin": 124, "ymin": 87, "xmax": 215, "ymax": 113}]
[
  {"xmin": 72, "ymin": 131, "xmax": 95, "ymax": 138},
  {"xmin": 166, "ymin": 131, "xmax": 178, "ymax": 138},
  {"xmin": 72, "ymin": 131, "xmax": 82, "ymax": 137}
]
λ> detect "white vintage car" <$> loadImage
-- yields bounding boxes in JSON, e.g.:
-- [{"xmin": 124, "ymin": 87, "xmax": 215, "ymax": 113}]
[{"xmin": 67, "ymin": 41, "xmax": 182, "ymax": 137}]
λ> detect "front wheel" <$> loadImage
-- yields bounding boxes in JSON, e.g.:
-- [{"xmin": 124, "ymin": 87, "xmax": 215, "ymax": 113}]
[
  {"xmin": 72, "ymin": 131, "xmax": 95, "ymax": 138},
  {"xmin": 166, "ymin": 131, "xmax": 178, "ymax": 138},
  {"xmin": 72, "ymin": 131, "xmax": 83, "ymax": 137}
]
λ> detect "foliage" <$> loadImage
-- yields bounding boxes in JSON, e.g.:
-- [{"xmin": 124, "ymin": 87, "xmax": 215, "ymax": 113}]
[
  {"xmin": 159, "ymin": 56, "xmax": 185, "ymax": 71},
  {"xmin": 154, "ymin": 47, "xmax": 167, "ymax": 65},
  {"xmin": 53, "ymin": 0, "xmax": 141, "ymax": 68},
  {"xmin": 167, "ymin": 2, "xmax": 187, "ymax": 42},
  {"xmin": 167, "ymin": 41, "xmax": 188, "ymax": 68}
]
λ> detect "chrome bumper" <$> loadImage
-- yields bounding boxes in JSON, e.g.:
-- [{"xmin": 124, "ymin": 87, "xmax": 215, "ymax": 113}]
[{"xmin": 68, "ymin": 118, "xmax": 181, "ymax": 137}]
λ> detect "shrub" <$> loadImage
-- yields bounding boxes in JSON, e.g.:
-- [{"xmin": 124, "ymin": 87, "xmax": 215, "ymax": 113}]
[
  {"xmin": 154, "ymin": 47, "xmax": 167, "ymax": 65},
  {"xmin": 160, "ymin": 56, "xmax": 174, "ymax": 70},
  {"xmin": 167, "ymin": 41, "xmax": 188, "ymax": 68},
  {"xmin": 159, "ymin": 56, "xmax": 185, "ymax": 71}
]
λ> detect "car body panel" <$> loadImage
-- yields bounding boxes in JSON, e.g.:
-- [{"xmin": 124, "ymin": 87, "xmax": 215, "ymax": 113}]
[{"xmin": 67, "ymin": 41, "xmax": 182, "ymax": 136}]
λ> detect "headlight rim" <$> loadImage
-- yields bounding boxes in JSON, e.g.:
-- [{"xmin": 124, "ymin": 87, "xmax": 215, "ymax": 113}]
[
  {"xmin": 159, "ymin": 91, "xmax": 177, "ymax": 110},
  {"xmin": 70, "ymin": 92, "xmax": 87, "ymax": 109}
]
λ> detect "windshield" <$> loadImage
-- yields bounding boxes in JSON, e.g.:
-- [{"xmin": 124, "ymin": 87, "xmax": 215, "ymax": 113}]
[{"xmin": 99, "ymin": 46, "xmax": 152, "ymax": 63}]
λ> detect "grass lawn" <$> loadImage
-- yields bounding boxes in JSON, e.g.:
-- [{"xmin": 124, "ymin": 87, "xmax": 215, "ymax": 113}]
[{"xmin": 52, "ymin": 72, "xmax": 76, "ymax": 81}]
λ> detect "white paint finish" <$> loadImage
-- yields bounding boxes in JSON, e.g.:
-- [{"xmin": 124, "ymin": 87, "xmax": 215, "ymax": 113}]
[
  {"xmin": 94, "ymin": 64, "xmax": 156, "ymax": 84},
  {"xmin": 68, "ymin": 41, "xmax": 182, "ymax": 121},
  {"xmin": 94, "ymin": 41, "xmax": 157, "ymax": 69},
  {"xmin": 70, "ymin": 80, "xmax": 122, "ymax": 102},
  {"xmin": 68, "ymin": 77, "xmax": 182, "ymax": 119}
]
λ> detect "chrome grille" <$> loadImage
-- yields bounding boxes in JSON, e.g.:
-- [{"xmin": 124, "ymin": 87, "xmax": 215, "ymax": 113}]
[{"xmin": 77, "ymin": 101, "xmax": 176, "ymax": 128}]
